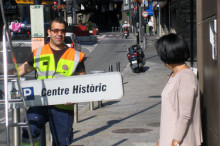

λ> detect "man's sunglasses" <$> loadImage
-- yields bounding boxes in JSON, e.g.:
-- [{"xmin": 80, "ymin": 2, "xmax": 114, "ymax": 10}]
[{"xmin": 50, "ymin": 29, "xmax": 66, "ymax": 34}]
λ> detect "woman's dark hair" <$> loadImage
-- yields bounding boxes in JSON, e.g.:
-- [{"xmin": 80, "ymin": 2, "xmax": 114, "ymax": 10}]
[
  {"xmin": 49, "ymin": 17, "xmax": 67, "ymax": 30},
  {"xmin": 155, "ymin": 33, "xmax": 190, "ymax": 64}
]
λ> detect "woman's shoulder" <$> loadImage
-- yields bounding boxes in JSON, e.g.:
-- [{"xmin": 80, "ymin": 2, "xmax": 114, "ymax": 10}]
[
  {"xmin": 180, "ymin": 68, "xmax": 196, "ymax": 76},
  {"xmin": 178, "ymin": 68, "xmax": 198, "ymax": 84}
]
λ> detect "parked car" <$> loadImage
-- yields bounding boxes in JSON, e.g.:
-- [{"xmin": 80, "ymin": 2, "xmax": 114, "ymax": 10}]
[
  {"xmin": 46, "ymin": 32, "xmax": 81, "ymax": 51},
  {"xmin": 91, "ymin": 23, "xmax": 99, "ymax": 35},
  {"xmin": 9, "ymin": 21, "xmax": 31, "ymax": 40},
  {"xmin": 85, "ymin": 22, "xmax": 99, "ymax": 35},
  {"xmin": 9, "ymin": 21, "xmax": 50, "ymax": 40}
]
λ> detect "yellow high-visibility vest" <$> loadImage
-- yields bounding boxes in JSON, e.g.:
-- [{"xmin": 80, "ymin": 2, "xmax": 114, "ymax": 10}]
[{"xmin": 33, "ymin": 44, "xmax": 85, "ymax": 110}]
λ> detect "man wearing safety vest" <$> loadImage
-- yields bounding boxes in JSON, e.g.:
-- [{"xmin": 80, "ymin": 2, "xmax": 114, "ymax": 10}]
[{"xmin": 14, "ymin": 18, "xmax": 86, "ymax": 146}]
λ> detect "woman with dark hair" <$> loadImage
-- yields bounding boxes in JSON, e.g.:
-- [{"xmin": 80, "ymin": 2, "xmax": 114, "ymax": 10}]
[{"xmin": 155, "ymin": 34, "xmax": 203, "ymax": 146}]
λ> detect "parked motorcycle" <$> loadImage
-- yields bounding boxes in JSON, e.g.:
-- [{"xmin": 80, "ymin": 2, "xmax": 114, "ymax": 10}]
[
  {"xmin": 127, "ymin": 44, "xmax": 146, "ymax": 73},
  {"xmin": 122, "ymin": 27, "xmax": 129, "ymax": 39}
]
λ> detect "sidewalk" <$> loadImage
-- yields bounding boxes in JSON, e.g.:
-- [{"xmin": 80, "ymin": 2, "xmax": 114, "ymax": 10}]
[{"xmin": 71, "ymin": 35, "xmax": 171, "ymax": 146}]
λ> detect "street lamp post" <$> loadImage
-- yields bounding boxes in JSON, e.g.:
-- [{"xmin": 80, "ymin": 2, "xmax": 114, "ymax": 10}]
[
  {"xmin": 66, "ymin": 0, "xmax": 77, "ymax": 26},
  {"xmin": 138, "ymin": 2, "xmax": 142, "ymax": 44},
  {"xmin": 66, "ymin": 0, "xmax": 73, "ymax": 25},
  {"xmin": 133, "ymin": 0, "xmax": 142, "ymax": 44},
  {"xmin": 33, "ymin": 1, "xmax": 46, "ymax": 145},
  {"xmin": 129, "ymin": 0, "xmax": 132, "ymax": 32},
  {"xmin": 72, "ymin": 0, "xmax": 77, "ymax": 25}
]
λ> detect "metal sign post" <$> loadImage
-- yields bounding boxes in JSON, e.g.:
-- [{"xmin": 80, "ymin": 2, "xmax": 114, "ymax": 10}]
[{"xmin": 30, "ymin": 5, "xmax": 46, "ymax": 145}]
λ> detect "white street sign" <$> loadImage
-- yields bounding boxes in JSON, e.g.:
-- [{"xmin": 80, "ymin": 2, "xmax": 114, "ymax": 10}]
[
  {"xmin": 30, "ymin": 5, "xmax": 44, "ymax": 37},
  {"xmin": 8, "ymin": 72, "xmax": 124, "ymax": 108}
]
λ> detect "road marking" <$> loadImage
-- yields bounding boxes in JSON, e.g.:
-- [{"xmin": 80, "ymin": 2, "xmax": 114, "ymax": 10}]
[
  {"xmin": 87, "ymin": 44, "xmax": 97, "ymax": 53},
  {"xmin": 81, "ymin": 44, "xmax": 98, "ymax": 53},
  {"xmin": 97, "ymin": 35, "xmax": 105, "ymax": 39}
]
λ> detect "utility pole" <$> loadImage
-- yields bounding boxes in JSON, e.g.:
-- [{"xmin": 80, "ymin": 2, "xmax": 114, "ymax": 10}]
[
  {"xmin": 138, "ymin": 2, "xmax": 142, "ymax": 45},
  {"xmin": 134, "ymin": 0, "xmax": 142, "ymax": 45},
  {"xmin": 72, "ymin": 0, "xmax": 77, "ymax": 25},
  {"xmin": 32, "ymin": 1, "xmax": 46, "ymax": 145},
  {"xmin": 66, "ymin": 0, "xmax": 73, "ymax": 26},
  {"xmin": 57, "ymin": 0, "xmax": 61, "ymax": 16},
  {"xmin": 129, "ymin": 0, "xmax": 132, "ymax": 32},
  {"xmin": 66, "ymin": 0, "xmax": 77, "ymax": 26},
  {"xmin": 133, "ymin": 2, "xmax": 138, "ymax": 44},
  {"xmin": 53, "ymin": 0, "xmax": 58, "ymax": 18}
]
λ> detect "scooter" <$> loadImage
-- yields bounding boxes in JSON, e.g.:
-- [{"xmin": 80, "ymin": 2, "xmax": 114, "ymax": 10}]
[
  {"xmin": 122, "ymin": 27, "xmax": 129, "ymax": 39},
  {"xmin": 127, "ymin": 44, "xmax": 146, "ymax": 73}
]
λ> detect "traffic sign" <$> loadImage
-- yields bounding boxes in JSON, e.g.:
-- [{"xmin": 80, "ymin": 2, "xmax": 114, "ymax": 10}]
[
  {"xmin": 8, "ymin": 72, "xmax": 124, "ymax": 108},
  {"xmin": 142, "ymin": 11, "xmax": 148, "ymax": 17}
]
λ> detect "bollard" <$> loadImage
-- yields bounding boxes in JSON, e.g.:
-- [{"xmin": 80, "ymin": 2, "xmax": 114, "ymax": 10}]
[
  {"xmin": 109, "ymin": 65, "xmax": 113, "ymax": 72},
  {"xmin": 98, "ymin": 101, "xmax": 103, "ymax": 108},
  {"xmin": 115, "ymin": 27, "xmax": 117, "ymax": 32},
  {"xmin": 112, "ymin": 27, "xmax": 114, "ymax": 32},
  {"xmin": 12, "ymin": 108, "xmax": 20, "ymax": 146},
  {"xmin": 90, "ymin": 101, "xmax": 94, "ymax": 111},
  {"xmin": 74, "ymin": 103, "xmax": 78, "ymax": 123},
  {"xmin": 143, "ymin": 34, "xmax": 146, "ymax": 50},
  {"xmin": 116, "ymin": 62, "xmax": 120, "ymax": 72},
  {"xmin": 89, "ymin": 70, "xmax": 105, "ymax": 108}
]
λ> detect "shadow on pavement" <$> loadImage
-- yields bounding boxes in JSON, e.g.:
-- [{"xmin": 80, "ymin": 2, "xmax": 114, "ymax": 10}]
[
  {"xmin": 102, "ymin": 101, "xmax": 120, "ymax": 106},
  {"xmin": 145, "ymin": 55, "xmax": 158, "ymax": 60},
  {"xmin": 148, "ymin": 95, "xmax": 161, "ymax": 98},
  {"xmin": 112, "ymin": 139, "xmax": 128, "ymax": 146},
  {"xmin": 79, "ymin": 115, "xmax": 96, "ymax": 123},
  {"xmin": 72, "ymin": 102, "xmax": 161, "ymax": 143}
]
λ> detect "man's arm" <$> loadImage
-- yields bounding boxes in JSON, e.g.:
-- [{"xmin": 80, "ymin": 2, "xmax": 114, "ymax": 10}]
[
  {"xmin": 9, "ymin": 61, "xmax": 34, "ymax": 76},
  {"xmin": 65, "ymin": 61, "xmax": 86, "ymax": 105},
  {"xmin": 75, "ymin": 61, "xmax": 86, "ymax": 75}
]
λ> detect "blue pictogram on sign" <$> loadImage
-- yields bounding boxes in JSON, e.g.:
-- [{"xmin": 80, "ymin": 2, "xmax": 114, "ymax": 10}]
[
  {"xmin": 22, "ymin": 87, "xmax": 35, "ymax": 100},
  {"xmin": 145, "ymin": 3, "xmax": 153, "ymax": 16}
]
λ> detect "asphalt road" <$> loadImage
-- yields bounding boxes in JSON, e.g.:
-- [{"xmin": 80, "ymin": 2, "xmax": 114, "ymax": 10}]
[{"xmin": 83, "ymin": 32, "xmax": 136, "ymax": 73}]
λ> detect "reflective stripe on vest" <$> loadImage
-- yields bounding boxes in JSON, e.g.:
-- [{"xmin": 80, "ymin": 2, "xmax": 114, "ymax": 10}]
[
  {"xmin": 54, "ymin": 50, "xmax": 80, "ymax": 78},
  {"xmin": 34, "ymin": 45, "xmax": 55, "ymax": 78}
]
